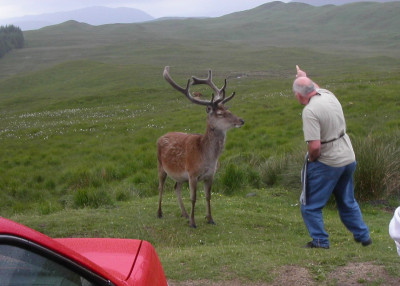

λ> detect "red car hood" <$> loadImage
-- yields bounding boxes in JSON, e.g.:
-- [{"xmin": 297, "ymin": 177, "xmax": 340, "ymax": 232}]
[
  {"xmin": 56, "ymin": 238, "xmax": 142, "ymax": 281},
  {"xmin": 56, "ymin": 237, "xmax": 168, "ymax": 285},
  {"xmin": 0, "ymin": 218, "xmax": 167, "ymax": 286}
]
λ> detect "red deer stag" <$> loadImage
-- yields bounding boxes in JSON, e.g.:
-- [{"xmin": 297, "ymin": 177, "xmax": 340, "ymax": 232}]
[{"xmin": 157, "ymin": 66, "xmax": 244, "ymax": 228}]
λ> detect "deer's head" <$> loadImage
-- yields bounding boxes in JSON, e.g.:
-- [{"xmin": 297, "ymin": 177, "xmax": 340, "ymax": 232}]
[{"xmin": 163, "ymin": 66, "xmax": 244, "ymax": 132}]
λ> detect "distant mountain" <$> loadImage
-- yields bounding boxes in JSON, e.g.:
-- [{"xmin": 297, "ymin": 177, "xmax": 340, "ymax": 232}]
[
  {"xmin": 5, "ymin": 1, "xmax": 398, "ymax": 31},
  {"xmin": 0, "ymin": 6, "xmax": 154, "ymax": 31},
  {"xmin": 290, "ymin": 0, "xmax": 397, "ymax": 6},
  {"xmin": 22, "ymin": 1, "xmax": 400, "ymax": 56},
  {"xmin": 0, "ymin": 1, "xmax": 399, "ymax": 80}
]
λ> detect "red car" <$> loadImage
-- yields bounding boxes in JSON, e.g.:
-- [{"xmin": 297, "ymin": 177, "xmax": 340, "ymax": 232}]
[{"xmin": 0, "ymin": 217, "xmax": 168, "ymax": 286}]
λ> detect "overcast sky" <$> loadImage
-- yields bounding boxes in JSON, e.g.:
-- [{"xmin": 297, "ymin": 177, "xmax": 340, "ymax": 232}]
[{"xmin": 0, "ymin": 0, "xmax": 291, "ymax": 20}]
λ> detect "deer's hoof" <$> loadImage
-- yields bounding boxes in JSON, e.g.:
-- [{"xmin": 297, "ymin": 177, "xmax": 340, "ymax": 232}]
[
  {"xmin": 157, "ymin": 212, "xmax": 163, "ymax": 218},
  {"xmin": 206, "ymin": 216, "xmax": 216, "ymax": 225},
  {"xmin": 189, "ymin": 223, "xmax": 197, "ymax": 228}
]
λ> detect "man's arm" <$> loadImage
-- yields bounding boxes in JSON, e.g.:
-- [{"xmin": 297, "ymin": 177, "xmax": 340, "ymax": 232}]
[
  {"xmin": 296, "ymin": 65, "xmax": 307, "ymax": 77},
  {"xmin": 307, "ymin": 140, "xmax": 321, "ymax": 162},
  {"xmin": 296, "ymin": 65, "xmax": 320, "ymax": 89}
]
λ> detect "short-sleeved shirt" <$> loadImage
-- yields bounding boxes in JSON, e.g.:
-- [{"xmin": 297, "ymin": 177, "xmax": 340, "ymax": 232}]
[{"xmin": 302, "ymin": 88, "xmax": 355, "ymax": 167}]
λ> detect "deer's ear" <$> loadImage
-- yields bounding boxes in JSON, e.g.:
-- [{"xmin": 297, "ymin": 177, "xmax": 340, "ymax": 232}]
[{"xmin": 206, "ymin": 106, "xmax": 213, "ymax": 114}]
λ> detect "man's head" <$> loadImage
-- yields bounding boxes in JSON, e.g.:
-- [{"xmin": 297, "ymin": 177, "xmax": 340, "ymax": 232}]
[{"xmin": 293, "ymin": 76, "xmax": 317, "ymax": 105}]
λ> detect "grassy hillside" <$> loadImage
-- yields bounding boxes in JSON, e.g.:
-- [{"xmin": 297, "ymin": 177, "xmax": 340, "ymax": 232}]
[
  {"xmin": 1, "ymin": 1, "xmax": 399, "ymax": 79},
  {"xmin": 0, "ymin": 1, "xmax": 400, "ymax": 284}
]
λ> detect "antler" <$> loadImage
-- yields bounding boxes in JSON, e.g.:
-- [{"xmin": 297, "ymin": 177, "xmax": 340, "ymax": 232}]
[
  {"xmin": 163, "ymin": 66, "xmax": 211, "ymax": 106},
  {"xmin": 163, "ymin": 66, "xmax": 235, "ymax": 106},
  {"xmin": 191, "ymin": 70, "xmax": 226, "ymax": 99}
]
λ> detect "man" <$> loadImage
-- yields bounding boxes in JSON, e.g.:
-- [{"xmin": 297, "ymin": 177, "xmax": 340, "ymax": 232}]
[
  {"xmin": 389, "ymin": 206, "xmax": 400, "ymax": 256},
  {"xmin": 293, "ymin": 65, "xmax": 371, "ymax": 249}
]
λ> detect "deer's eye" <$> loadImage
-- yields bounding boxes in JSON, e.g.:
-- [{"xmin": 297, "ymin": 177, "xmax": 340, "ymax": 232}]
[{"xmin": 216, "ymin": 111, "xmax": 224, "ymax": 117}]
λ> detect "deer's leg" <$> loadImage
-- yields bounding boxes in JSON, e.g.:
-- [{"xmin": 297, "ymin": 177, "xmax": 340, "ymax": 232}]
[
  {"xmin": 204, "ymin": 179, "xmax": 215, "ymax": 225},
  {"xmin": 188, "ymin": 178, "xmax": 198, "ymax": 228},
  {"xmin": 157, "ymin": 167, "xmax": 167, "ymax": 218},
  {"xmin": 175, "ymin": 182, "xmax": 188, "ymax": 219}
]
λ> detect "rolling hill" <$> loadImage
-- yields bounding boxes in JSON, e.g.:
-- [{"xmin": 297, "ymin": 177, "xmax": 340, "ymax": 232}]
[
  {"xmin": 0, "ymin": 6, "xmax": 154, "ymax": 31},
  {"xmin": 0, "ymin": 1, "xmax": 397, "ymax": 80},
  {"xmin": 292, "ymin": 0, "xmax": 397, "ymax": 5}
]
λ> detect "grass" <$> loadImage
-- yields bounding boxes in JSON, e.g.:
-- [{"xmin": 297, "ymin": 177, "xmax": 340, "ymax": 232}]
[
  {"xmin": 8, "ymin": 188, "xmax": 400, "ymax": 283},
  {"xmin": 1, "ymin": 63, "xmax": 399, "ymax": 283},
  {"xmin": 353, "ymin": 134, "xmax": 400, "ymax": 201},
  {"xmin": 2, "ymin": 68, "xmax": 398, "ymax": 215},
  {"xmin": 1, "ymin": 2, "xmax": 400, "ymax": 283}
]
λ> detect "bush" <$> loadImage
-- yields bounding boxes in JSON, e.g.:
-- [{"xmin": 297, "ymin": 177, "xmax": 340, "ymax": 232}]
[
  {"xmin": 260, "ymin": 146, "xmax": 305, "ymax": 190},
  {"xmin": 220, "ymin": 164, "xmax": 246, "ymax": 195},
  {"xmin": 73, "ymin": 187, "xmax": 114, "ymax": 208},
  {"xmin": 38, "ymin": 201, "xmax": 62, "ymax": 215},
  {"xmin": 260, "ymin": 133, "xmax": 400, "ymax": 202},
  {"xmin": 0, "ymin": 25, "xmax": 24, "ymax": 58},
  {"xmin": 260, "ymin": 155, "xmax": 288, "ymax": 186},
  {"xmin": 353, "ymin": 134, "xmax": 400, "ymax": 201},
  {"xmin": 217, "ymin": 153, "xmax": 263, "ymax": 195}
]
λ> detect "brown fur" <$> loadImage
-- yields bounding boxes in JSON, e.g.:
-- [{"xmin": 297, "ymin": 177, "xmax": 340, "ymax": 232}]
[{"xmin": 157, "ymin": 104, "xmax": 244, "ymax": 228}]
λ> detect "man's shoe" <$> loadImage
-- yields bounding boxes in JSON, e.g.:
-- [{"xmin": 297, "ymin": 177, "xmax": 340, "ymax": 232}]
[
  {"xmin": 355, "ymin": 238, "xmax": 372, "ymax": 247},
  {"xmin": 303, "ymin": 241, "xmax": 329, "ymax": 249}
]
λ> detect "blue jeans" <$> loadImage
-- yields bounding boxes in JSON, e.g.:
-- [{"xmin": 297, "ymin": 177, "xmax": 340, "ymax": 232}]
[{"xmin": 301, "ymin": 161, "xmax": 370, "ymax": 248}]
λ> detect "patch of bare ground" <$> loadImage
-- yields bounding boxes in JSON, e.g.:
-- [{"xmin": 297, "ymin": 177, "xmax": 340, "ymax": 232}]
[
  {"xmin": 327, "ymin": 262, "xmax": 400, "ymax": 286},
  {"xmin": 168, "ymin": 262, "xmax": 400, "ymax": 286},
  {"xmin": 168, "ymin": 280, "xmax": 269, "ymax": 286},
  {"xmin": 270, "ymin": 265, "xmax": 316, "ymax": 286}
]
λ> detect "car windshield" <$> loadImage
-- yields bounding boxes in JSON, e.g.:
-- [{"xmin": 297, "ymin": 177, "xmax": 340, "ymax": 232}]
[{"xmin": 0, "ymin": 244, "xmax": 95, "ymax": 286}]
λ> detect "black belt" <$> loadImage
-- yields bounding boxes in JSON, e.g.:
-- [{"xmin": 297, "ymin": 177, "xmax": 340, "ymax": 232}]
[{"xmin": 321, "ymin": 133, "xmax": 345, "ymax": 144}]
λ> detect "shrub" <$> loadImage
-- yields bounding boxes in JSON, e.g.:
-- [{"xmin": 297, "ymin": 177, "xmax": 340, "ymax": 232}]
[
  {"xmin": 220, "ymin": 164, "xmax": 246, "ymax": 195},
  {"xmin": 0, "ymin": 25, "xmax": 24, "ymax": 58},
  {"xmin": 260, "ymin": 133, "xmax": 400, "ymax": 202},
  {"xmin": 280, "ymin": 149, "xmax": 306, "ymax": 190},
  {"xmin": 37, "ymin": 201, "xmax": 62, "ymax": 215},
  {"xmin": 261, "ymin": 146, "xmax": 305, "ymax": 190},
  {"xmin": 73, "ymin": 187, "xmax": 114, "ymax": 208},
  {"xmin": 247, "ymin": 167, "xmax": 262, "ymax": 189},
  {"xmin": 217, "ymin": 153, "xmax": 263, "ymax": 194},
  {"xmin": 64, "ymin": 169, "xmax": 101, "ymax": 189},
  {"xmin": 115, "ymin": 188, "xmax": 133, "ymax": 201},
  {"xmin": 353, "ymin": 134, "xmax": 400, "ymax": 201},
  {"xmin": 260, "ymin": 155, "xmax": 288, "ymax": 186}
]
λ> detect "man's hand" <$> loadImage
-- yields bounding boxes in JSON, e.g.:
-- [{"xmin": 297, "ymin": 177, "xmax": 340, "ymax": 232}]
[{"xmin": 296, "ymin": 65, "xmax": 307, "ymax": 78}]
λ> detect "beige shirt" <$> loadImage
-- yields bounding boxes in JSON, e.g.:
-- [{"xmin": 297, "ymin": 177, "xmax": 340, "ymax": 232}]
[{"xmin": 302, "ymin": 88, "xmax": 355, "ymax": 167}]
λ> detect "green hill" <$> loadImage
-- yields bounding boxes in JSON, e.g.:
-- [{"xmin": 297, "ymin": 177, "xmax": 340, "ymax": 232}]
[{"xmin": 0, "ymin": 1, "xmax": 399, "ymax": 80}]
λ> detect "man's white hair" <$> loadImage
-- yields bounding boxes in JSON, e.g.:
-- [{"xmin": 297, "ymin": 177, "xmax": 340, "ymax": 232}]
[{"xmin": 293, "ymin": 77, "xmax": 316, "ymax": 97}]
